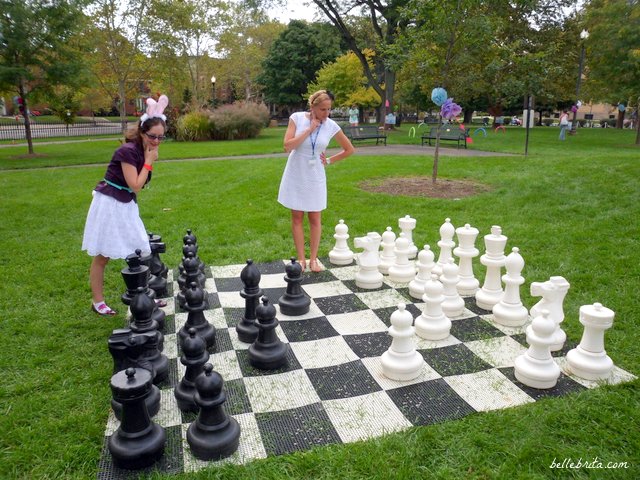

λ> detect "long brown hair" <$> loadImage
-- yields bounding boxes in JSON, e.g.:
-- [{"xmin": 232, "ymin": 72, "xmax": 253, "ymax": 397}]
[{"xmin": 124, "ymin": 117, "xmax": 167, "ymax": 144}]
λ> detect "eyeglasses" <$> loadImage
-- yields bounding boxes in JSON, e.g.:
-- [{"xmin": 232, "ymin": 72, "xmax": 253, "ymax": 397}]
[{"xmin": 145, "ymin": 133, "xmax": 166, "ymax": 141}]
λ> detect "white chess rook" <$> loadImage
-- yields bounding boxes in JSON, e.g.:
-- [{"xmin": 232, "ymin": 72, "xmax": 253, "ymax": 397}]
[
  {"xmin": 354, "ymin": 232, "xmax": 384, "ymax": 289},
  {"xmin": 530, "ymin": 276, "xmax": 570, "ymax": 351},
  {"xmin": 492, "ymin": 247, "xmax": 528, "ymax": 327},
  {"xmin": 453, "ymin": 223, "xmax": 480, "ymax": 295},
  {"xmin": 566, "ymin": 302, "xmax": 615, "ymax": 381},
  {"xmin": 434, "ymin": 218, "xmax": 455, "ymax": 277},
  {"xmin": 398, "ymin": 215, "xmax": 418, "ymax": 259},
  {"xmin": 475, "ymin": 225, "xmax": 507, "ymax": 310},
  {"xmin": 378, "ymin": 226, "xmax": 396, "ymax": 275},
  {"xmin": 388, "ymin": 233, "xmax": 416, "ymax": 284},
  {"xmin": 380, "ymin": 303, "xmax": 425, "ymax": 381},
  {"xmin": 514, "ymin": 309, "xmax": 561, "ymax": 389},
  {"xmin": 440, "ymin": 258, "xmax": 465, "ymax": 317},
  {"xmin": 415, "ymin": 274, "xmax": 451, "ymax": 340},
  {"xmin": 328, "ymin": 219, "xmax": 354, "ymax": 265},
  {"xmin": 409, "ymin": 245, "xmax": 435, "ymax": 300}
]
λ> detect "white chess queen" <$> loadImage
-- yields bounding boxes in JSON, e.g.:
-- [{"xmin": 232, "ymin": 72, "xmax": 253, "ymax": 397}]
[{"xmin": 278, "ymin": 90, "xmax": 355, "ymax": 273}]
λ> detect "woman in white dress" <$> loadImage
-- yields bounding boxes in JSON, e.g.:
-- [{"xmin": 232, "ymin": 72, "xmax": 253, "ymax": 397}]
[{"xmin": 278, "ymin": 90, "xmax": 355, "ymax": 273}]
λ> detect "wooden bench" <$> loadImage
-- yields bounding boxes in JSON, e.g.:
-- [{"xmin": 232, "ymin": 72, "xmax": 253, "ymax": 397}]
[
  {"xmin": 421, "ymin": 126, "xmax": 468, "ymax": 149},
  {"xmin": 343, "ymin": 125, "xmax": 387, "ymax": 145}
]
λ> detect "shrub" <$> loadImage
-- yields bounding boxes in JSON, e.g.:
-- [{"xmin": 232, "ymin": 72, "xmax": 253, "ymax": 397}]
[
  {"xmin": 208, "ymin": 102, "xmax": 270, "ymax": 140},
  {"xmin": 175, "ymin": 111, "xmax": 211, "ymax": 141}
]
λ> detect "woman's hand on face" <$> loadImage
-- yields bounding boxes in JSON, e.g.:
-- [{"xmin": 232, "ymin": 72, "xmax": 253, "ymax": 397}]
[
  {"xmin": 310, "ymin": 110, "xmax": 321, "ymax": 131},
  {"xmin": 144, "ymin": 145, "xmax": 159, "ymax": 164}
]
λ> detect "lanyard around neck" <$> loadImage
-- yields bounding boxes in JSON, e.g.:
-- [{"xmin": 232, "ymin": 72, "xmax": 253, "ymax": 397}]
[{"xmin": 310, "ymin": 121, "xmax": 322, "ymax": 157}]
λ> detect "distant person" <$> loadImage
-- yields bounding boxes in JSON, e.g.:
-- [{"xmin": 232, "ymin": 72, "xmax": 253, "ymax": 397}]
[
  {"xmin": 82, "ymin": 95, "xmax": 169, "ymax": 316},
  {"xmin": 494, "ymin": 115, "xmax": 505, "ymax": 132},
  {"xmin": 278, "ymin": 90, "xmax": 355, "ymax": 273},
  {"xmin": 348, "ymin": 105, "xmax": 359, "ymax": 126},
  {"xmin": 559, "ymin": 110, "xmax": 570, "ymax": 140}
]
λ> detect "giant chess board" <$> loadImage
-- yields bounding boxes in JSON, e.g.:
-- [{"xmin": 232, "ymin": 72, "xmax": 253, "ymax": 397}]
[{"xmin": 98, "ymin": 258, "xmax": 635, "ymax": 478}]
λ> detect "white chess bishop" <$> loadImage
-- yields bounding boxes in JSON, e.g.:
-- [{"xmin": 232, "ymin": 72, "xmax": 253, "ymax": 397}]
[
  {"xmin": 433, "ymin": 218, "xmax": 455, "ymax": 277},
  {"xmin": 566, "ymin": 302, "xmax": 615, "ymax": 381},
  {"xmin": 398, "ymin": 215, "xmax": 418, "ymax": 259},
  {"xmin": 415, "ymin": 274, "xmax": 451, "ymax": 340},
  {"xmin": 409, "ymin": 245, "xmax": 435, "ymax": 300},
  {"xmin": 492, "ymin": 247, "xmax": 528, "ymax": 327},
  {"xmin": 453, "ymin": 223, "xmax": 480, "ymax": 295},
  {"xmin": 514, "ymin": 309, "xmax": 561, "ymax": 389},
  {"xmin": 388, "ymin": 233, "xmax": 416, "ymax": 284},
  {"xmin": 328, "ymin": 219, "xmax": 354, "ymax": 266},
  {"xmin": 530, "ymin": 276, "xmax": 570, "ymax": 351},
  {"xmin": 354, "ymin": 232, "xmax": 383, "ymax": 289},
  {"xmin": 380, "ymin": 303, "xmax": 425, "ymax": 381},
  {"xmin": 475, "ymin": 225, "xmax": 507, "ymax": 310},
  {"xmin": 378, "ymin": 226, "xmax": 396, "ymax": 275}
]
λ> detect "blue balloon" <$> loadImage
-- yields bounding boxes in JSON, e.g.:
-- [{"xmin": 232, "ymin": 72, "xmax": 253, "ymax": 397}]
[
  {"xmin": 431, "ymin": 87, "xmax": 448, "ymax": 107},
  {"xmin": 618, "ymin": 103, "xmax": 626, "ymax": 112}
]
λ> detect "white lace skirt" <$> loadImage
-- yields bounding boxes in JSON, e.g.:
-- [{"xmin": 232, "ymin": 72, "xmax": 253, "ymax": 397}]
[{"xmin": 82, "ymin": 191, "xmax": 151, "ymax": 259}]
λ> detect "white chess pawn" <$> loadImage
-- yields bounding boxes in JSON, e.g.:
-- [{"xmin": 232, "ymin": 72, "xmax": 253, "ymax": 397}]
[
  {"xmin": 530, "ymin": 276, "xmax": 570, "ymax": 351},
  {"xmin": 388, "ymin": 233, "xmax": 416, "ymax": 284},
  {"xmin": 566, "ymin": 302, "xmax": 615, "ymax": 381},
  {"xmin": 380, "ymin": 303, "xmax": 425, "ymax": 381},
  {"xmin": 378, "ymin": 226, "xmax": 396, "ymax": 275},
  {"xmin": 453, "ymin": 223, "xmax": 480, "ymax": 295},
  {"xmin": 415, "ymin": 274, "xmax": 451, "ymax": 340},
  {"xmin": 514, "ymin": 309, "xmax": 561, "ymax": 389},
  {"xmin": 398, "ymin": 215, "xmax": 418, "ymax": 259},
  {"xmin": 434, "ymin": 218, "xmax": 455, "ymax": 277},
  {"xmin": 409, "ymin": 245, "xmax": 435, "ymax": 300},
  {"xmin": 354, "ymin": 232, "xmax": 383, "ymax": 289},
  {"xmin": 492, "ymin": 247, "xmax": 528, "ymax": 327},
  {"xmin": 440, "ymin": 258, "xmax": 465, "ymax": 317},
  {"xmin": 328, "ymin": 219, "xmax": 354, "ymax": 265},
  {"xmin": 475, "ymin": 225, "xmax": 507, "ymax": 310}
]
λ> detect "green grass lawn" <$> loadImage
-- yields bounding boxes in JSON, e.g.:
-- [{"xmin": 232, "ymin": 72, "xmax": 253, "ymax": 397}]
[{"xmin": 0, "ymin": 126, "xmax": 638, "ymax": 479}]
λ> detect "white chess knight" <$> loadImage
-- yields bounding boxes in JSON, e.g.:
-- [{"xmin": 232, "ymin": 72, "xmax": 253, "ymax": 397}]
[
  {"xmin": 409, "ymin": 245, "xmax": 435, "ymax": 300},
  {"xmin": 514, "ymin": 309, "xmax": 561, "ymax": 389},
  {"xmin": 380, "ymin": 303, "xmax": 425, "ymax": 381},
  {"xmin": 398, "ymin": 215, "xmax": 418, "ymax": 259},
  {"xmin": 328, "ymin": 219, "xmax": 354, "ymax": 266},
  {"xmin": 433, "ymin": 218, "xmax": 455, "ymax": 277},
  {"xmin": 475, "ymin": 225, "xmax": 507, "ymax": 310},
  {"xmin": 387, "ymin": 233, "xmax": 416, "ymax": 284},
  {"xmin": 440, "ymin": 258, "xmax": 466, "ymax": 317},
  {"xmin": 378, "ymin": 226, "xmax": 396, "ymax": 275},
  {"xmin": 354, "ymin": 232, "xmax": 383, "ymax": 289},
  {"xmin": 415, "ymin": 274, "xmax": 451, "ymax": 340},
  {"xmin": 453, "ymin": 223, "xmax": 480, "ymax": 295},
  {"xmin": 492, "ymin": 247, "xmax": 528, "ymax": 327},
  {"xmin": 566, "ymin": 302, "xmax": 615, "ymax": 381},
  {"xmin": 530, "ymin": 276, "xmax": 570, "ymax": 351}
]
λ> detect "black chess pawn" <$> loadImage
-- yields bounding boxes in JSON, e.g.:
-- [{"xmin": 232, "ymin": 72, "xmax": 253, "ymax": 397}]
[
  {"xmin": 186, "ymin": 363, "xmax": 241, "ymax": 461},
  {"xmin": 175, "ymin": 328, "xmax": 210, "ymax": 412},
  {"xmin": 236, "ymin": 259, "xmax": 262, "ymax": 343},
  {"xmin": 178, "ymin": 253, "xmax": 206, "ymax": 309},
  {"xmin": 278, "ymin": 257, "xmax": 311, "ymax": 316},
  {"xmin": 108, "ymin": 367, "xmax": 166, "ymax": 470},
  {"xmin": 121, "ymin": 250, "xmax": 165, "ymax": 331},
  {"xmin": 248, "ymin": 296, "xmax": 289, "ymax": 370},
  {"xmin": 130, "ymin": 287, "xmax": 169, "ymax": 384},
  {"xmin": 178, "ymin": 282, "xmax": 216, "ymax": 348},
  {"xmin": 108, "ymin": 329, "xmax": 161, "ymax": 419},
  {"xmin": 183, "ymin": 228, "xmax": 197, "ymax": 247}
]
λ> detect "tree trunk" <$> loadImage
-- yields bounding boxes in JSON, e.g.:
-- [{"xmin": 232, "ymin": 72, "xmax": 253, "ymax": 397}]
[
  {"xmin": 18, "ymin": 83, "xmax": 34, "ymax": 155},
  {"xmin": 118, "ymin": 80, "xmax": 128, "ymax": 134},
  {"xmin": 616, "ymin": 109, "xmax": 625, "ymax": 129}
]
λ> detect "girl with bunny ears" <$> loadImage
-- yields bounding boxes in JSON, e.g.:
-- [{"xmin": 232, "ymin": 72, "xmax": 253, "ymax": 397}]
[{"xmin": 82, "ymin": 95, "xmax": 169, "ymax": 316}]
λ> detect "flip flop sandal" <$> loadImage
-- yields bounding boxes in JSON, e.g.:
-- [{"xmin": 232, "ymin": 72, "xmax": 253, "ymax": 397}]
[
  {"xmin": 92, "ymin": 302, "xmax": 117, "ymax": 316},
  {"xmin": 155, "ymin": 299, "xmax": 168, "ymax": 308}
]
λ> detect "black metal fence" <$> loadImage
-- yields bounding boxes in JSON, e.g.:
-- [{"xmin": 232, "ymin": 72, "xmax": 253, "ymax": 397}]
[{"xmin": 0, "ymin": 119, "xmax": 129, "ymax": 141}]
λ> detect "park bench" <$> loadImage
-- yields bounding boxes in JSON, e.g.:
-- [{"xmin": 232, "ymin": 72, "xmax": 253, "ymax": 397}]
[
  {"xmin": 421, "ymin": 126, "xmax": 468, "ymax": 149},
  {"xmin": 343, "ymin": 125, "xmax": 387, "ymax": 145}
]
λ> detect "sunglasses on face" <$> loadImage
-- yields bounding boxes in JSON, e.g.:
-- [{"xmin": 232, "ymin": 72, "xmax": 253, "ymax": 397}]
[{"xmin": 145, "ymin": 133, "xmax": 166, "ymax": 141}]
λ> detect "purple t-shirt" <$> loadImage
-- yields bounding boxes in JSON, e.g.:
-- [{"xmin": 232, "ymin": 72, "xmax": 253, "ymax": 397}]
[{"xmin": 94, "ymin": 141, "xmax": 151, "ymax": 203}]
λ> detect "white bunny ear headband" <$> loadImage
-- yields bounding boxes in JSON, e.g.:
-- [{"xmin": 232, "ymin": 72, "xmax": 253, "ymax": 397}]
[{"xmin": 140, "ymin": 95, "xmax": 169, "ymax": 124}]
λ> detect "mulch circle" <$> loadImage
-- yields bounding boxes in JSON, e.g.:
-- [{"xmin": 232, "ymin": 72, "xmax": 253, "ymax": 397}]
[{"xmin": 359, "ymin": 176, "xmax": 491, "ymax": 199}]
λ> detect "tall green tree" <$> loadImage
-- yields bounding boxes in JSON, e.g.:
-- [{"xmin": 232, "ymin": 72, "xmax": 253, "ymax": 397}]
[
  {"xmin": 258, "ymin": 20, "xmax": 343, "ymax": 108},
  {"xmin": 0, "ymin": 0, "xmax": 87, "ymax": 154},
  {"xmin": 583, "ymin": 0, "xmax": 640, "ymax": 141}
]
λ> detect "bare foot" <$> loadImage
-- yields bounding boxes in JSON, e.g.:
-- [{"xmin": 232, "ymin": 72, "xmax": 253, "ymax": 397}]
[
  {"xmin": 309, "ymin": 259, "xmax": 324, "ymax": 273},
  {"xmin": 298, "ymin": 258, "xmax": 307, "ymax": 272}
]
